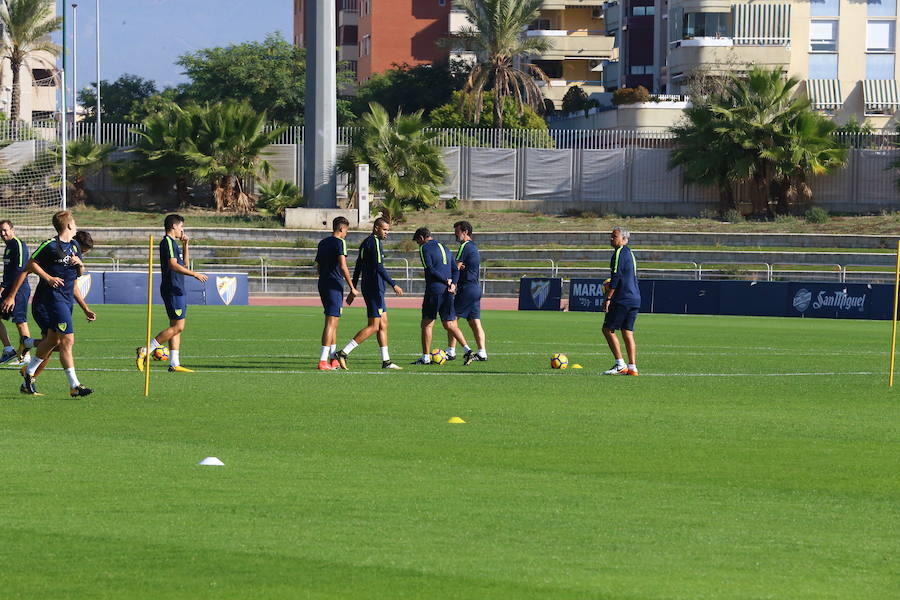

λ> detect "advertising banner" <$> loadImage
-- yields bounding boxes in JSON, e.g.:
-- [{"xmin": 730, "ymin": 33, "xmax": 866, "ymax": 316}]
[{"xmin": 518, "ymin": 277, "xmax": 562, "ymax": 311}]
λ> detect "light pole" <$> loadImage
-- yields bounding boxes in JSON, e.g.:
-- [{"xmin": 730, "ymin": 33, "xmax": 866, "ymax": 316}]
[
  {"xmin": 94, "ymin": 0, "xmax": 100, "ymax": 142},
  {"xmin": 71, "ymin": 3, "xmax": 77, "ymax": 121}
]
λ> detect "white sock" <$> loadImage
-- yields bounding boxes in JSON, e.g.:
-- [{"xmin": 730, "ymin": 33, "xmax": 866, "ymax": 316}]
[
  {"xmin": 319, "ymin": 346, "xmax": 330, "ymax": 362},
  {"xmin": 3, "ymin": 345, "xmax": 13, "ymax": 353},
  {"xmin": 615, "ymin": 358, "xmax": 626, "ymax": 368},
  {"xmin": 26, "ymin": 355, "xmax": 42, "ymax": 376},
  {"xmin": 422, "ymin": 353, "xmax": 431, "ymax": 363},
  {"xmin": 329, "ymin": 344, "xmax": 336, "ymax": 357},
  {"xmin": 24, "ymin": 337, "xmax": 36, "ymax": 349},
  {"xmin": 65, "ymin": 367, "xmax": 80, "ymax": 388},
  {"xmin": 170, "ymin": 350, "xmax": 180, "ymax": 367},
  {"xmin": 445, "ymin": 347, "xmax": 456, "ymax": 357},
  {"xmin": 342, "ymin": 339, "xmax": 359, "ymax": 355},
  {"xmin": 149, "ymin": 338, "xmax": 161, "ymax": 351},
  {"xmin": 627, "ymin": 363, "xmax": 637, "ymax": 372},
  {"xmin": 463, "ymin": 345, "xmax": 471, "ymax": 353},
  {"xmin": 380, "ymin": 346, "xmax": 390, "ymax": 361},
  {"xmin": 478, "ymin": 348, "xmax": 487, "ymax": 358}
]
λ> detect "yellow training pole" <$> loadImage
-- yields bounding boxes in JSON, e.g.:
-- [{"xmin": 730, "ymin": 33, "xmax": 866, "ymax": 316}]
[
  {"xmin": 890, "ymin": 240, "xmax": 900, "ymax": 388},
  {"xmin": 144, "ymin": 235, "xmax": 154, "ymax": 396}
]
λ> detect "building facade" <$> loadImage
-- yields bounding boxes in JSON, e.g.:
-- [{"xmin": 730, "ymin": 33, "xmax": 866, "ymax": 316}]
[{"xmin": 294, "ymin": 0, "xmax": 451, "ymax": 86}]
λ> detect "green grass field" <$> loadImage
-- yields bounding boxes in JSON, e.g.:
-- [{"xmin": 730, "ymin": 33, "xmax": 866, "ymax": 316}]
[{"xmin": 2, "ymin": 305, "xmax": 898, "ymax": 599}]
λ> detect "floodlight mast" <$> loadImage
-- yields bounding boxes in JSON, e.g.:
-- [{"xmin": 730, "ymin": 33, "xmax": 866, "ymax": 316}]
[{"xmin": 302, "ymin": 0, "xmax": 337, "ymax": 208}]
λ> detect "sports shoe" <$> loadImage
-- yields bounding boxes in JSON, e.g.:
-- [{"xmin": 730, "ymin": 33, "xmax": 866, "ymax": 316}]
[
  {"xmin": 474, "ymin": 355, "xmax": 487, "ymax": 362},
  {"xmin": 382, "ymin": 360, "xmax": 403, "ymax": 370},
  {"xmin": 20, "ymin": 369, "xmax": 38, "ymax": 395},
  {"xmin": 70, "ymin": 384, "xmax": 93, "ymax": 397},
  {"xmin": 603, "ymin": 365, "xmax": 629, "ymax": 375},
  {"xmin": 135, "ymin": 347, "xmax": 147, "ymax": 372},
  {"xmin": 334, "ymin": 350, "xmax": 349, "ymax": 370},
  {"xmin": 168, "ymin": 365, "xmax": 194, "ymax": 373},
  {"xmin": 317, "ymin": 360, "xmax": 335, "ymax": 371},
  {"xmin": 445, "ymin": 353, "xmax": 456, "ymax": 361},
  {"xmin": 0, "ymin": 347, "xmax": 17, "ymax": 364},
  {"xmin": 410, "ymin": 358, "xmax": 432, "ymax": 365},
  {"xmin": 330, "ymin": 357, "xmax": 340, "ymax": 369},
  {"xmin": 626, "ymin": 369, "xmax": 639, "ymax": 376},
  {"xmin": 463, "ymin": 350, "xmax": 476, "ymax": 366}
]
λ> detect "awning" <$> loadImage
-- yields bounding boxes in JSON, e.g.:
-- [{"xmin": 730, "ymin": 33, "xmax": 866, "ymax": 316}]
[
  {"xmin": 863, "ymin": 79, "xmax": 900, "ymax": 111},
  {"xmin": 732, "ymin": 3, "xmax": 791, "ymax": 45},
  {"xmin": 806, "ymin": 79, "xmax": 842, "ymax": 110}
]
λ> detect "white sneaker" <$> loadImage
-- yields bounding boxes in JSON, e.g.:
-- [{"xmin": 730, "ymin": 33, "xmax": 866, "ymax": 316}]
[
  {"xmin": 603, "ymin": 365, "xmax": 629, "ymax": 375},
  {"xmin": 382, "ymin": 361, "xmax": 403, "ymax": 370}
]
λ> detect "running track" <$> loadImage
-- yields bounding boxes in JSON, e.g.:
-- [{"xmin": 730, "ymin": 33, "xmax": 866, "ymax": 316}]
[{"xmin": 251, "ymin": 296, "xmax": 521, "ymax": 310}]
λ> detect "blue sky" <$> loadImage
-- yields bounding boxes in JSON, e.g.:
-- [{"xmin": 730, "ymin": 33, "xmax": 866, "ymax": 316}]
[{"xmin": 59, "ymin": 0, "xmax": 292, "ymax": 100}]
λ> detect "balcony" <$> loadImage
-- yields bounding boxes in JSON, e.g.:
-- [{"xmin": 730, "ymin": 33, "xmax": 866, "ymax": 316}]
[
  {"xmin": 603, "ymin": 2, "xmax": 620, "ymax": 34},
  {"xmin": 338, "ymin": 44, "xmax": 359, "ymax": 62},
  {"xmin": 601, "ymin": 60, "xmax": 619, "ymax": 89},
  {"xmin": 338, "ymin": 0, "xmax": 358, "ymax": 27},
  {"xmin": 668, "ymin": 40, "xmax": 790, "ymax": 80},
  {"xmin": 525, "ymin": 29, "xmax": 616, "ymax": 60},
  {"xmin": 541, "ymin": 0, "xmax": 604, "ymax": 9},
  {"xmin": 450, "ymin": 9, "xmax": 473, "ymax": 34},
  {"xmin": 539, "ymin": 79, "xmax": 606, "ymax": 108}
]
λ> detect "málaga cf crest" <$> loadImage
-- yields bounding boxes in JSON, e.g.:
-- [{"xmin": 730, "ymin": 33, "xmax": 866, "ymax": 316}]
[
  {"xmin": 530, "ymin": 279, "xmax": 550, "ymax": 309},
  {"xmin": 216, "ymin": 276, "xmax": 237, "ymax": 305},
  {"xmin": 76, "ymin": 274, "xmax": 91, "ymax": 299}
]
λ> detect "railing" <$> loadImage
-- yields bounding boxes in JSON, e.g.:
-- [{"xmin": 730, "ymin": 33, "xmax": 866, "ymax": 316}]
[{"xmin": 340, "ymin": 0, "xmax": 359, "ymax": 12}]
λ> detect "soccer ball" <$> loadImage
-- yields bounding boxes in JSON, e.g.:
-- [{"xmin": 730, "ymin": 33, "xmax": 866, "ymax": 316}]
[
  {"xmin": 550, "ymin": 353, "xmax": 568, "ymax": 369},
  {"xmin": 152, "ymin": 346, "xmax": 170, "ymax": 361},
  {"xmin": 430, "ymin": 348, "xmax": 448, "ymax": 365}
]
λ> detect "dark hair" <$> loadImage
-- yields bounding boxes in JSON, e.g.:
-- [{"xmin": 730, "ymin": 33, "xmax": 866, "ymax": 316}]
[
  {"xmin": 0, "ymin": 219, "xmax": 13, "ymax": 229},
  {"xmin": 164, "ymin": 214, "xmax": 184, "ymax": 232},
  {"xmin": 453, "ymin": 221, "xmax": 473, "ymax": 236},
  {"xmin": 373, "ymin": 217, "xmax": 390, "ymax": 229},
  {"xmin": 332, "ymin": 216, "xmax": 350, "ymax": 232},
  {"xmin": 412, "ymin": 227, "xmax": 431, "ymax": 241},
  {"xmin": 74, "ymin": 230, "xmax": 94, "ymax": 252},
  {"xmin": 52, "ymin": 210, "xmax": 73, "ymax": 234}
]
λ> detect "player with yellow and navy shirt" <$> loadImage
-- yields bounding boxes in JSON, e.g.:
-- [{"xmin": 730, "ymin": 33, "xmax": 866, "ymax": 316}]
[
  {"xmin": 0, "ymin": 219, "xmax": 31, "ymax": 364},
  {"xmin": 446, "ymin": 220, "xmax": 486, "ymax": 365},
  {"xmin": 314, "ymin": 216, "xmax": 358, "ymax": 370}
]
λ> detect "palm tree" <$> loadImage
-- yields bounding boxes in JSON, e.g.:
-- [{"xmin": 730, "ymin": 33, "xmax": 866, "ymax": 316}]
[
  {"xmin": 451, "ymin": 0, "xmax": 552, "ymax": 128},
  {"xmin": 181, "ymin": 101, "xmax": 285, "ymax": 214},
  {"xmin": 337, "ymin": 102, "xmax": 446, "ymax": 222},
  {"xmin": 57, "ymin": 137, "xmax": 115, "ymax": 205},
  {"xmin": 0, "ymin": 0, "xmax": 62, "ymax": 122},
  {"xmin": 670, "ymin": 67, "xmax": 847, "ymax": 215}
]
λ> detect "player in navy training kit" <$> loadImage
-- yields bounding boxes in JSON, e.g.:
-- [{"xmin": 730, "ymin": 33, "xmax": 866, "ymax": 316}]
[
  {"xmin": 334, "ymin": 217, "xmax": 404, "ymax": 370},
  {"xmin": 315, "ymin": 216, "xmax": 359, "ymax": 370},
  {"xmin": 1, "ymin": 211, "xmax": 93, "ymax": 396},
  {"xmin": 0, "ymin": 220, "xmax": 32, "ymax": 364},
  {"xmin": 601, "ymin": 226, "xmax": 640, "ymax": 376},
  {"xmin": 135, "ymin": 214, "xmax": 208, "ymax": 373},
  {"xmin": 411, "ymin": 227, "xmax": 472, "ymax": 365},
  {"xmin": 445, "ymin": 221, "xmax": 486, "ymax": 365}
]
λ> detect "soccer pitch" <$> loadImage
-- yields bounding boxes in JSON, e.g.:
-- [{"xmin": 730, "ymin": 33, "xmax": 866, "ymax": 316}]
[{"xmin": 2, "ymin": 305, "xmax": 898, "ymax": 599}]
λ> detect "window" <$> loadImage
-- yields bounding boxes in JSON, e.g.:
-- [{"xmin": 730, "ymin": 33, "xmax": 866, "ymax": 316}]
[
  {"xmin": 810, "ymin": 0, "xmax": 839, "ymax": 16},
  {"xmin": 867, "ymin": 52, "xmax": 895, "ymax": 78},
  {"xmin": 808, "ymin": 53, "xmax": 838, "ymax": 78},
  {"xmin": 529, "ymin": 18, "xmax": 551, "ymax": 30},
  {"xmin": 810, "ymin": 20, "xmax": 838, "ymax": 51},
  {"xmin": 31, "ymin": 68, "xmax": 55, "ymax": 86},
  {"xmin": 868, "ymin": 20, "xmax": 896, "ymax": 51},
  {"xmin": 632, "ymin": 6, "xmax": 655, "ymax": 16},
  {"xmin": 868, "ymin": 0, "xmax": 897, "ymax": 17},
  {"xmin": 31, "ymin": 110, "xmax": 54, "ymax": 122},
  {"xmin": 439, "ymin": 0, "xmax": 446, "ymax": 5},
  {"xmin": 361, "ymin": 34, "xmax": 371, "ymax": 56},
  {"xmin": 630, "ymin": 65, "xmax": 657, "ymax": 75},
  {"xmin": 682, "ymin": 12, "xmax": 730, "ymax": 38}
]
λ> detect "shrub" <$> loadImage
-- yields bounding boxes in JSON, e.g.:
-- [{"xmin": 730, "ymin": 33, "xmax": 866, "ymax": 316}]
[
  {"xmin": 562, "ymin": 85, "xmax": 588, "ymax": 114},
  {"xmin": 612, "ymin": 86, "xmax": 651, "ymax": 106},
  {"xmin": 257, "ymin": 179, "xmax": 304, "ymax": 219},
  {"xmin": 445, "ymin": 196, "xmax": 460, "ymax": 210},
  {"xmin": 722, "ymin": 208, "xmax": 744, "ymax": 223},
  {"xmin": 805, "ymin": 206, "xmax": 830, "ymax": 223}
]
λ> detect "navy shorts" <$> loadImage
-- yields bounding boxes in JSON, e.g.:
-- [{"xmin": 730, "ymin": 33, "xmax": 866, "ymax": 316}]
[
  {"xmin": 163, "ymin": 294, "xmax": 187, "ymax": 321},
  {"xmin": 318, "ymin": 284, "xmax": 343, "ymax": 318},
  {"xmin": 454, "ymin": 286, "xmax": 481, "ymax": 320},
  {"xmin": 0, "ymin": 286, "xmax": 30, "ymax": 324},
  {"xmin": 363, "ymin": 291, "xmax": 387, "ymax": 319},
  {"xmin": 32, "ymin": 300, "xmax": 73, "ymax": 335},
  {"xmin": 422, "ymin": 291, "xmax": 455, "ymax": 322},
  {"xmin": 603, "ymin": 303, "xmax": 638, "ymax": 332}
]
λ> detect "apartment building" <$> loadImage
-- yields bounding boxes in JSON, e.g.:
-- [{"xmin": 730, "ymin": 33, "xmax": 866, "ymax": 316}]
[
  {"xmin": 606, "ymin": 0, "xmax": 900, "ymax": 125},
  {"xmin": 524, "ymin": 0, "xmax": 617, "ymax": 108},
  {"xmin": 293, "ymin": 0, "xmax": 451, "ymax": 86}
]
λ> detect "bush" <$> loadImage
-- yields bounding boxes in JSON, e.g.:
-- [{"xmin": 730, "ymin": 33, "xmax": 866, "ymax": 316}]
[
  {"xmin": 805, "ymin": 206, "xmax": 830, "ymax": 223},
  {"xmin": 612, "ymin": 86, "xmax": 651, "ymax": 106},
  {"xmin": 445, "ymin": 196, "xmax": 460, "ymax": 210},
  {"xmin": 257, "ymin": 179, "xmax": 304, "ymax": 219},
  {"xmin": 722, "ymin": 208, "xmax": 744, "ymax": 223},
  {"xmin": 561, "ymin": 85, "xmax": 589, "ymax": 114}
]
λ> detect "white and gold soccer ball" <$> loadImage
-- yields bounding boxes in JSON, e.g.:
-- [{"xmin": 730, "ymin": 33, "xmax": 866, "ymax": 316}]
[
  {"xmin": 430, "ymin": 348, "xmax": 448, "ymax": 365},
  {"xmin": 550, "ymin": 353, "xmax": 568, "ymax": 369},
  {"xmin": 152, "ymin": 346, "xmax": 170, "ymax": 361}
]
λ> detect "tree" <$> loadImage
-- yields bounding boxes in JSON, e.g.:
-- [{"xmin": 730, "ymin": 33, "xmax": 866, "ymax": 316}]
[
  {"xmin": 181, "ymin": 101, "xmax": 285, "ymax": 213},
  {"xmin": 669, "ymin": 67, "xmax": 847, "ymax": 215},
  {"xmin": 337, "ymin": 102, "xmax": 447, "ymax": 222},
  {"xmin": 429, "ymin": 91, "xmax": 553, "ymax": 147},
  {"xmin": 77, "ymin": 74, "xmax": 158, "ymax": 122},
  {"xmin": 450, "ymin": 0, "xmax": 552, "ymax": 128},
  {"xmin": 350, "ymin": 60, "xmax": 470, "ymax": 120},
  {"xmin": 176, "ymin": 32, "xmax": 353, "ymax": 125},
  {"xmin": 561, "ymin": 85, "xmax": 588, "ymax": 115},
  {"xmin": 0, "ymin": 0, "xmax": 61, "ymax": 122},
  {"xmin": 54, "ymin": 137, "xmax": 115, "ymax": 205}
]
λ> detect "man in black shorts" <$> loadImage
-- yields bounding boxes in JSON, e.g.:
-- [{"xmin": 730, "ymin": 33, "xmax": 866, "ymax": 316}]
[{"xmin": 601, "ymin": 226, "xmax": 640, "ymax": 376}]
